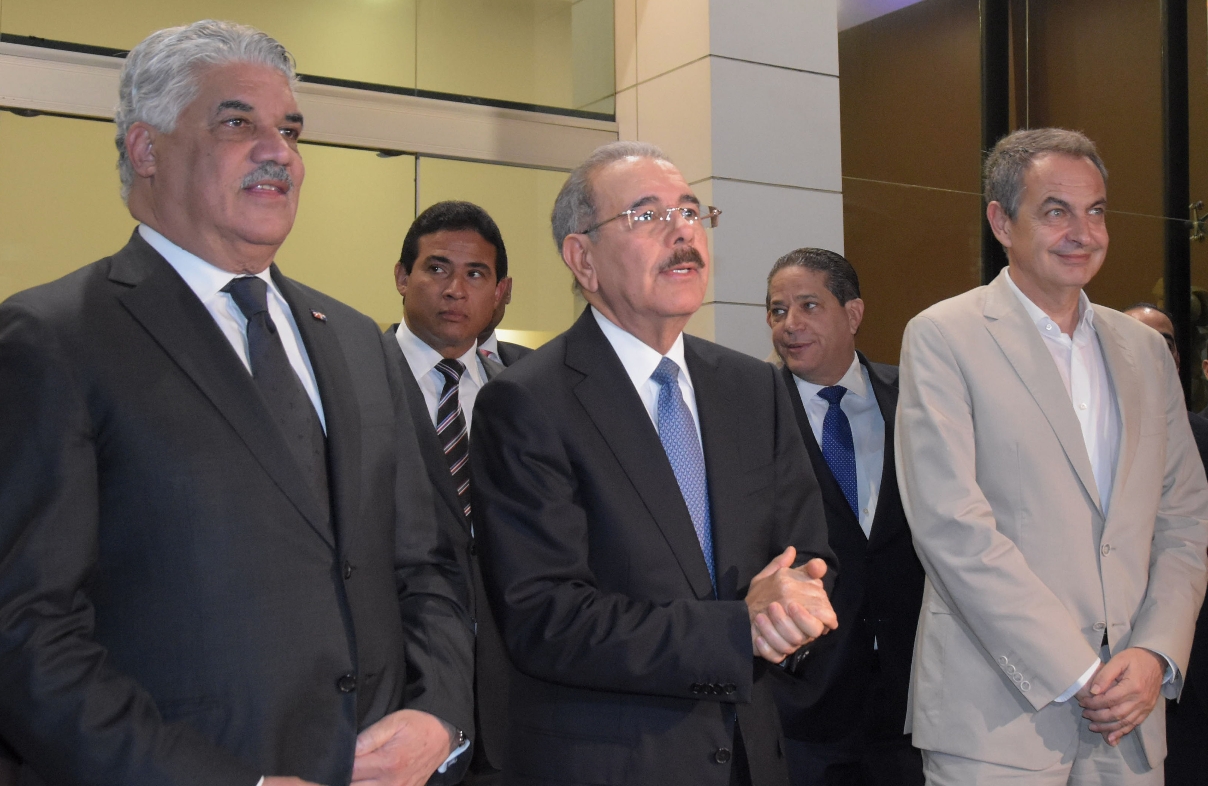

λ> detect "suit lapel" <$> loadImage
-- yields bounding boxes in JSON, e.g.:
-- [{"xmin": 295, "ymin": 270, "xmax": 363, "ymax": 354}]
[
  {"xmin": 112, "ymin": 236, "xmax": 334, "ymax": 547},
  {"xmin": 565, "ymin": 313, "xmax": 715, "ymax": 600},
  {"xmin": 861, "ymin": 356, "xmax": 903, "ymax": 550},
  {"xmin": 686, "ymin": 339, "xmax": 747, "ymax": 600},
  {"xmin": 1091, "ymin": 310, "xmax": 1142, "ymax": 519},
  {"xmin": 275, "ymin": 270, "xmax": 360, "ymax": 551},
  {"xmin": 390, "ymin": 328, "xmax": 469, "ymax": 531},
  {"xmin": 780, "ymin": 365, "xmax": 864, "ymax": 536},
  {"xmin": 983, "ymin": 272, "xmax": 1103, "ymax": 516},
  {"xmin": 481, "ymin": 352, "xmax": 506, "ymax": 381}
]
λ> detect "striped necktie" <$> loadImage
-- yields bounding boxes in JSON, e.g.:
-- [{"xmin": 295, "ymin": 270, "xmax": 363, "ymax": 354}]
[{"xmin": 435, "ymin": 358, "xmax": 471, "ymax": 520}]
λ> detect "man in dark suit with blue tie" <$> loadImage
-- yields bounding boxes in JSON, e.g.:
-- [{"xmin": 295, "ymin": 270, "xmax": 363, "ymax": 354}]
[
  {"xmin": 0, "ymin": 21, "xmax": 472, "ymax": 785},
  {"xmin": 470, "ymin": 141, "xmax": 838, "ymax": 786},
  {"xmin": 765, "ymin": 248, "xmax": 925, "ymax": 786}
]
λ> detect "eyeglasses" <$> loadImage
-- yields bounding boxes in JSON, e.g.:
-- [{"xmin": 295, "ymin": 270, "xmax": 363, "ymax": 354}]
[{"xmin": 581, "ymin": 204, "xmax": 722, "ymax": 235}]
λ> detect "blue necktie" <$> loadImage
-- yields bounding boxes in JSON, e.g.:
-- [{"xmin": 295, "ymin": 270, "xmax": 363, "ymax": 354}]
[
  {"xmin": 651, "ymin": 357, "xmax": 716, "ymax": 589},
  {"xmin": 818, "ymin": 385, "xmax": 858, "ymax": 518}
]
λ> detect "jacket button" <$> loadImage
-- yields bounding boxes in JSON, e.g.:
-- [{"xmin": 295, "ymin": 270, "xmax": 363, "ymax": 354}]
[
  {"xmin": 690, "ymin": 683, "xmax": 702, "ymax": 694},
  {"xmin": 343, "ymin": 561, "xmax": 353, "ymax": 580},
  {"xmin": 1093, "ymin": 622, "xmax": 1106, "ymax": 631},
  {"xmin": 336, "ymin": 673, "xmax": 357, "ymax": 693},
  {"xmin": 1101, "ymin": 543, "xmax": 1110, "ymax": 556},
  {"xmin": 998, "ymin": 656, "xmax": 1008, "ymax": 666},
  {"xmin": 723, "ymin": 683, "xmax": 736, "ymax": 695},
  {"xmin": 714, "ymin": 747, "xmax": 732, "ymax": 764}
]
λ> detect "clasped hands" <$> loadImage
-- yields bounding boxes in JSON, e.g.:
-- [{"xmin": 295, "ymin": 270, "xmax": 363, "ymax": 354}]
[
  {"xmin": 1074, "ymin": 647, "xmax": 1165, "ymax": 746},
  {"xmin": 745, "ymin": 546, "xmax": 838, "ymax": 664},
  {"xmin": 263, "ymin": 708, "xmax": 457, "ymax": 786}
]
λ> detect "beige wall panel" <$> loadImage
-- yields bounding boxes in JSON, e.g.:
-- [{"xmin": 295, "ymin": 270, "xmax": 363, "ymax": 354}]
[
  {"xmin": 634, "ymin": 0, "xmax": 709, "ymax": 83},
  {"xmin": 635, "ymin": 57, "xmax": 712, "ymax": 184},
  {"xmin": 0, "ymin": 0, "xmax": 417, "ymax": 88},
  {"xmin": 0, "ymin": 112, "xmax": 133, "ymax": 301},
  {"xmin": 417, "ymin": 0, "xmax": 575, "ymax": 108},
  {"xmin": 614, "ymin": 0, "xmax": 637, "ymax": 91},
  {"xmin": 275, "ymin": 148, "xmax": 415, "ymax": 328},
  {"xmin": 571, "ymin": 0, "xmax": 616, "ymax": 110},
  {"xmin": 417, "ymin": 157, "xmax": 576, "ymax": 344},
  {"xmin": 614, "ymin": 85, "xmax": 637, "ymax": 141}
]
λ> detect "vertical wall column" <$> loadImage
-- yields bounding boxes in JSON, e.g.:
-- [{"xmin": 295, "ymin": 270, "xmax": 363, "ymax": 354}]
[{"xmin": 614, "ymin": 0, "xmax": 844, "ymax": 357}]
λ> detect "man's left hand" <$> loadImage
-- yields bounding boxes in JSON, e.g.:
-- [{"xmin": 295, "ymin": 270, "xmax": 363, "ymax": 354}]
[
  {"xmin": 351, "ymin": 709, "xmax": 457, "ymax": 785},
  {"xmin": 1077, "ymin": 647, "xmax": 1165, "ymax": 746}
]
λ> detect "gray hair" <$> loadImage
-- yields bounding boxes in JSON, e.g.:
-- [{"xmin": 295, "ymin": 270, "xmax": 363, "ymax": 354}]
[
  {"xmin": 983, "ymin": 127, "xmax": 1108, "ymax": 219},
  {"xmin": 551, "ymin": 140, "xmax": 671, "ymax": 251},
  {"xmin": 766, "ymin": 247, "xmax": 861, "ymax": 309},
  {"xmin": 115, "ymin": 20, "xmax": 296, "ymax": 202}
]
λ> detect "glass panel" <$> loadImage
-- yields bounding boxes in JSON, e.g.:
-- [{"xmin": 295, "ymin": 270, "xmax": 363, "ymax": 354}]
[
  {"xmin": 416, "ymin": 0, "xmax": 614, "ymax": 112},
  {"xmin": 276, "ymin": 148, "xmax": 415, "ymax": 328},
  {"xmin": 842, "ymin": 177, "xmax": 982, "ymax": 365},
  {"xmin": 1188, "ymin": 0, "xmax": 1208, "ymax": 409},
  {"xmin": 1, "ymin": 0, "xmax": 417, "ymax": 88},
  {"xmin": 416, "ymin": 157, "xmax": 577, "ymax": 347},
  {"xmin": 0, "ymin": 111, "xmax": 134, "ymax": 301}
]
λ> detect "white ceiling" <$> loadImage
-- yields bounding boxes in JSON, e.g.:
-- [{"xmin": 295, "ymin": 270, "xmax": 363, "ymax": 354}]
[{"xmin": 838, "ymin": 0, "xmax": 928, "ymax": 31}]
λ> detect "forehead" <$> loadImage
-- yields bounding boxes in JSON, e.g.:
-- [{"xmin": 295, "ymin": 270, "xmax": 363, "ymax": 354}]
[
  {"xmin": 187, "ymin": 61, "xmax": 298, "ymax": 116},
  {"xmin": 769, "ymin": 265, "xmax": 834, "ymax": 301},
  {"xmin": 591, "ymin": 156, "xmax": 694, "ymax": 209},
  {"xmin": 417, "ymin": 229, "xmax": 497, "ymax": 264},
  {"xmin": 1021, "ymin": 153, "xmax": 1106, "ymax": 202}
]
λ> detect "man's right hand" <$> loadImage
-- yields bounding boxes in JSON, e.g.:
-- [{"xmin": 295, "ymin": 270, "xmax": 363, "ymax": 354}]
[
  {"xmin": 264, "ymin": 778, "xmax": 324, "ymax": 786},
  {"xmin": 745, "ymin": 547, "xmax": 838, "ymax": 663}
]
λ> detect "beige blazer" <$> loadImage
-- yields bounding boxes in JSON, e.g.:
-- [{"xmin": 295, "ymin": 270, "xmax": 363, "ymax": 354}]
[{"xmin": 895, "ymin": 269, "xmax": 1208, "ymax": 769}]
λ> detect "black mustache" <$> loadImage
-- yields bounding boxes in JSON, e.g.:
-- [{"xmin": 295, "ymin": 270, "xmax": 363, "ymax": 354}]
[{"xmin": 240, "ymin": 162, "xmax": 293, "ymax": 191}]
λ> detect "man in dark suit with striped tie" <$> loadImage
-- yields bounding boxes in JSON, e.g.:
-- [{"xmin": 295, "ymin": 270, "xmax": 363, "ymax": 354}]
[
  {"xmin": 388, "ymin": 200, "xmax": 513, "ymax": 783},
  {"xmin": 765, "ymin": 248, "xmax": 925, "ymax": 786},
  {"xmin": 476, "ymin": 276, "xmax": 533, "ymax": 368}
]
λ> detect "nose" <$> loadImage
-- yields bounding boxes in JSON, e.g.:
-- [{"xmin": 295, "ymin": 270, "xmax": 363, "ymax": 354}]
[
  {"xmin": 666, "ymin": 209, "xmax": 697, "ymax": 245},
  {"xmin": 444, "ymin": 273, "xmax": 468, "ymax": 299},
  {"xmin": 252, "ymin": 126, "xmax": 294, "ymax": 164},
  {"xmin": 784, "ymin": 304, "xmax": 807, "ymax": 333}
]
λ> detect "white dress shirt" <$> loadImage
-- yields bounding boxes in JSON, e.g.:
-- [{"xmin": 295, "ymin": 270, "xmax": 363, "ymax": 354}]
[
  {"xmin": 478, "ymin": 331, "xmax": 502, "ymax": 366},
  {"xmin": 591, "ymin": 307, "xmax": 702, "ymax": 443},
  {"xmin": 394, "ymin": 318, "xmax": 488, "ymax": 430},
  {"xmin": 1005, "ymin": 270, "xmax": 1174, "ymax": 702},
  {"xmin": 792, "ymin": 354, "xmax": 885, "ymax": 538},
  {"xmin": 138, "ymin": 224, "xmax": 326, "ymax": 432}
]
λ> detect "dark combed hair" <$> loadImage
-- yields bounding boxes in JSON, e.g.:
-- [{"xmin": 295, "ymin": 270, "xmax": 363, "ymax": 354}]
[
  {"xmin": 398, "ymin": 200, "xmax": 508, "ymax": 279},
  {"xmin": 983, "ymin": 128, "xmax": 1108, "ymax": 219},
  {"xmin": 765, "ymin": 247, "xmax": 861, "ymax": 309}
]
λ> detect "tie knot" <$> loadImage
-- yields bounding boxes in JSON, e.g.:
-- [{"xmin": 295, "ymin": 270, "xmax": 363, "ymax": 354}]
[
  {"xmin": 436, "ymin": 358, "xmax": 466, "ymax": 383},
  {"xmin": 223, "ymin": 276, "xmax": 270, "ymax": 320},
  {"xmin": 650, "ymin": 356, "xmax": 681, "ymax": 388},
  {"xmin": 818, "ymin": 385, "xmax": 847, "ymax": 405}
]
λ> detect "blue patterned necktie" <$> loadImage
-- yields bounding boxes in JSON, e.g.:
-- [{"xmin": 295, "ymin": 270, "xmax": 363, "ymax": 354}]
[
  {"xmin": 435, "ymin": 358, "xmax": 472, "ymax": 521},
  {"xmin": 818, "ymin": 385, "xmax": 858, "ymax": 517},
  {"xmin": 651, "ymin": 357, "xmax": 716, "ymax": 589}
]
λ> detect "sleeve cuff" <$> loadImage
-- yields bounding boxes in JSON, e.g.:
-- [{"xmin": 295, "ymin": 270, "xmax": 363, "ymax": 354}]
[
  {"xmin": 1054, "ymin": 658, "xmax": 1101, "ymax": 703},
  {"xmin": 437, "ymin": 736, "xmax": 471, "ymax": 774}
]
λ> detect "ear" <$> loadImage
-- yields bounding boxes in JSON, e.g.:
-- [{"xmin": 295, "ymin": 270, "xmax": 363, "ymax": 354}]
[
  {"xmin": 765, "ymin": 308, "xmax": 776, "ymax": 330},
  {"xmin": 845, "ymin": 297, "xmax": 865, "ymax": 335},
  {"xmin": 986, "ymin": 201, "xmax": 1014, "ymax": 249},
  {"xmin": 394, "ymin": 263, "xmax": 409, "ymax": 298},
  {"xmin": 562, "ymin": 234, "xmax": 599, "ymax": 294},
  {"xmin": 499, "ymin": 276, "xmax": 514, "ymax": 305},
  {"xmin": 125, "ymin": 122, "xmax": 158, "ymax": 178},
  {"xmin": 491, "ymin": 275, "xmax": 508, "ymax": 309}
]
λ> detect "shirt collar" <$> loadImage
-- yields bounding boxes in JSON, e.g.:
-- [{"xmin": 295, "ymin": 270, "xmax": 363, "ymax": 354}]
[
  {"xmin": 395, "ymin": 316, "xmax": 485, "ymax": 387},
  {"xmin": 591, "ymin": 306, "xmax": 693, "ymax": 393},
  {"xmin": 478, "ymin": 331, "xmax": 499, "ymax": 357},
  {"xmin": 793, "ymin": 352, "xmax": 867, "ymax": 402},
  {"xmin": 1005, "ymin": 267, "xmax": 1096, "ymax": 337},
  {"xmin": 138, "ymin": 223, "xmax": 276, "ymax": 304}
]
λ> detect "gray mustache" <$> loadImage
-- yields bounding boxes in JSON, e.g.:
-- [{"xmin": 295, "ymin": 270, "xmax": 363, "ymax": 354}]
[
  {"xmin": 659, "ymin": 246, "xmax": 704, "ymax": 272},
  {"xmin": 240, "ymin": 163, "xmax": 293, "ymax": 192}
]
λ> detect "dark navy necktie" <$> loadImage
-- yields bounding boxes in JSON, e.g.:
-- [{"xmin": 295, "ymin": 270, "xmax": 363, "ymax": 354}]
[
  {"xmin": 435, "ymin": 358, "xmax": 472, "ymax": 522},
  {"xmin": 651, "ymin": 357, "xmax": 716, "ymax": 589},
  {"xmin": 224, "ymin": 275, "xmax": 330, "ymax": 524},
  {"xmin": 818, "ymin": 385, "xmax": 858, "ymax": 518}
]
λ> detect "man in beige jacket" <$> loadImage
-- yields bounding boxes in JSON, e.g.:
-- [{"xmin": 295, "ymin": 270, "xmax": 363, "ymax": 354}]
[{"xmin": 896, "ymin": 127, "xmax": 1208, "ymax": 784}]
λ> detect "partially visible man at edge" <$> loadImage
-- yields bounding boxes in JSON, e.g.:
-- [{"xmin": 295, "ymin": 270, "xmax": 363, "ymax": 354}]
[
  {"xmin": 475, "ymin": 271, "xmax": 532, "ymax": 368},
  {"xmin": 470, "ymin": 140, "xmax": 838, "ymax": 785},
  {"xmin": 897, "ymin": 127, "xmax": 1208, "ymax": 784},
  {"xmin": 766, "ymin": 248, "xmax": 925, "ymax": 786},
  {"xmin": 388, "ymin": 200, "xmax": 514, "ymax": 783},
  {"xmin": 1122, "ymin": 302, "xmax": 1208, "ymax": 786},
  {"xmin": 0, "ymin": 20, "xmax": 473, "ymax": 786}
]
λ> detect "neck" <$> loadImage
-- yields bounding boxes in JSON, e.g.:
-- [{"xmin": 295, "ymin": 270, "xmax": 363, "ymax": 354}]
[
  {"xmin": 1008, "ymin": 266, "xmax": 1082, "ymax": 336},
  {"xmin": 591, "ymin": 301, "xmax": 687, "ymax": 355},
  {"xmin": 132, "ymin": 202, "xmax": 278, "ymax": 275}
]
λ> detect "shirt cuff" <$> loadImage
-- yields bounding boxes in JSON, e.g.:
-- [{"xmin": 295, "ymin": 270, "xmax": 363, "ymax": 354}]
[
  {"xmin": 1055, "ymin": 658, "xmax": 1101, "ymax": 703},
  {"xmin": 1141, "ymin": 648, "xmax": 1180, "ymax": 698},
  {"xmin": 437, "ymin": 735, "xmax": 471, "ymax": 774}
]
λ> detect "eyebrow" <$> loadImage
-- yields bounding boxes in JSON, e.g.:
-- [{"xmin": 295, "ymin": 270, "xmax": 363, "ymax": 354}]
[
  {"xmin": 625, "ymin": 193, "xmax": 703, "ymax": 211},
  {"xmin": 1039, "ymin": 196, "xmax": 1106, "ymax": 211},
  {"xmin": 215, "ymin": 100, "xmax": 305, "ymax": 127}
]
